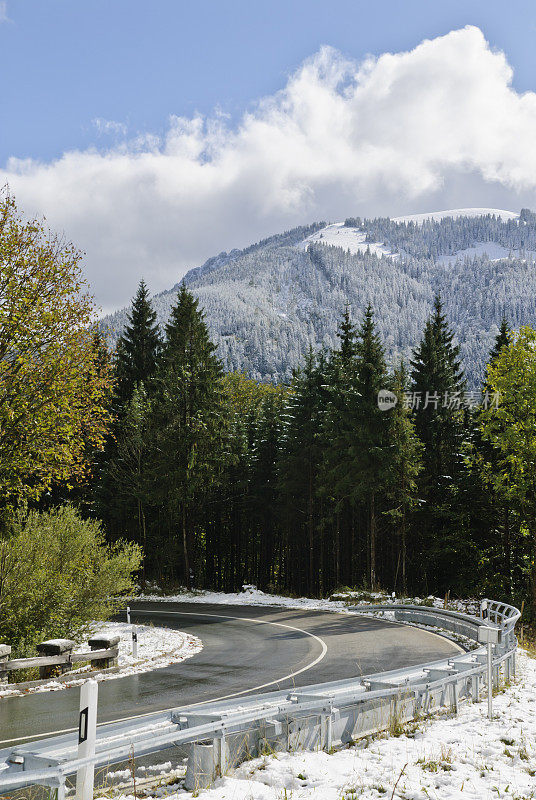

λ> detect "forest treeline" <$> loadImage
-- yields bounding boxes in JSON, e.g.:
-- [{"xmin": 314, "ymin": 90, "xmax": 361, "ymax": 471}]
[
  {"xmin": 72, "ymin": 280, "xmax": 536, "ymax": 611},
  {"xmin": 102, "ymin": 210, "xmax": 536, "ymax": 388}
]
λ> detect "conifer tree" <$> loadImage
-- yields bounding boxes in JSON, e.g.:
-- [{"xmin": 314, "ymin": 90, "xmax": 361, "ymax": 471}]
[
  {"xmin": 410, "ymin": 295, "xmax": 466, "ymax": 587},
  {"xmin": 105, "ymin": 384, "xmax": 151, "ymax": 580},
  {"xmin": 149, "ymin": 284, "xmax": 224, "ymax": 587},
  {"xmin": 354, "ymin": 306, "xmax": 390, "ymax": 588},
  {"xmin": 250, "ymin": 392, "xmax": 284, "ymax": 590},
  {"xmin": 115, "ymin": 280, "xmax": 162, "ymax": 407},
  {"xmin": 279, "ymin": 349, "xmax": 328, "ymax": 595},
  {"xmin": 384, "ymin": 363, "xmax": 423, "ymax": 594},
  {"xmin": 489, "ymin": 317, "xmax": 511, "ymax": 365},
  {"xmin": 319, "ymin": 310, "xmax": 361, "ymax": 589}
]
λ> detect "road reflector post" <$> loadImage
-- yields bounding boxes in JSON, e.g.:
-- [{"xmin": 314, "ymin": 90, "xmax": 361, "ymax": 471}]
[
  {"xmin": 76, "ymin": 679, "xmax": 98, "ymax": 800},
  {"xmin": 478, "ymin": 625, "xmax": 501, "ymax": 719},
  {"xmin": 481, "ymin": 599, "xmax": 488, "ymax": 620},
  {"xmin": 132, "ymin": 625, "xmax": 138, "ymax": 659},
  {"xmin": 126, "ymin": 606, "xmax": 131, "ymax": 624}
]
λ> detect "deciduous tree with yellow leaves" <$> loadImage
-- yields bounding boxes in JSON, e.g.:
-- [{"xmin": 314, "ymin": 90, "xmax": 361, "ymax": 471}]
[{"xmin": 0, "ymin": 191, "xmax": 113, "ymax": 508}]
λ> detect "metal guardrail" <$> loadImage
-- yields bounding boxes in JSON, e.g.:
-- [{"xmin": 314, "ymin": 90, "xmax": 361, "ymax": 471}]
[{"xmin": 0, "ymin": 598, "xmax": 520, "ymax": 796}]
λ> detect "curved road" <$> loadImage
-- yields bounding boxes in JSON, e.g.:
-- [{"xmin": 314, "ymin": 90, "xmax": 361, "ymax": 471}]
[{"xmin": 0, "ymin": 601, "xmax": 461, "ymax": 749}]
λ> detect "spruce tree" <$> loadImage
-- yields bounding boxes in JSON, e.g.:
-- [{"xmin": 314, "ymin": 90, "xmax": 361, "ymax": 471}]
[
  {"xmin": 250, "ymin": 392, "xmax": 284, "ymax": 591},
  {"xmin": 105, "ymin": 384, "xmax": 151, "ymax": 580},
  {"xmin": 320, "ymin": 309, "xmax": 361, "ymax": 589},
  {"xmin": 489, "ymin": 317, "xmax": 510, "ymax": 365},
  {"xmin": 384, "ymin": 363, "xmax": 423, "ymax": 594},
  {"xmin": 279, "ymin": 349, "xmax": 328, "ymax": 596},
  {"xmin": 410, "ymin": 294, "xmax": 466, "ymax": 588},
  {"xmin": 115, "ymin": 280, "xmax": 162, "ymax": 407},
  {"xmin": 149, "ymin": 284, "xmax": 224, "ymax": 587},
  {"xmin": 354, "ymin": 306, "xmax": 390, "ymax": 588}
]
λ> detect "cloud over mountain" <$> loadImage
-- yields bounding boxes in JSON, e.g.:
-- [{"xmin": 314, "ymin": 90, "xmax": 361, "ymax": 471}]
[{"xmin": 3, "ymin": 26, "xmax": 536, "ymax": 310}]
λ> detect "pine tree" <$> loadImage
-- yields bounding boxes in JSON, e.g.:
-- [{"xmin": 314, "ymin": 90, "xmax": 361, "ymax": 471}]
[
  {"xmin": 354, "ymin": 306, "xmax": 390, "ymax": 588},
  {"xmin": 319, "ymin": 310, "xmax": 361, "ymax": 589},
  {"xmin": 410, "ymin": 294, "xmax": 466, "ymax": 589},
  {"xmin": 383, "ymin": 363, "xmax": 423, "ymax": 595},
  {"xmin": 321, "ymin": 307, "xmax": 390, "ymax": 589},
  {"xmin": 105, "ymin": 384, "xmax": 151, "ymax": 581},
  {"xmin": 115, "ymin": 280, "xmax": 162, "ymax": 407},
  {"xmin": 279, "ymin": 349, "xmax": 328, "ymax": 596},
  {"xmin": 149, "ymin": 284, "xmax": 225, "ymax": 587},
  {"xmin": 489, "ymin": 317, "xmax": 511, "ymax": 365},
  {"xmin": 250, "ymin": 392, "xmax": 284, "ymax": 591},
  {"xmin": 337, "ymin": 305, "xmax": 357, "ymax": 367}
]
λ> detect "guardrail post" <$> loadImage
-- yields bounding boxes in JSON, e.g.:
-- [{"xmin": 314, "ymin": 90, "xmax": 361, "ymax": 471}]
[
  {"xmin": 184, "ymin": 740, "xmax": 216, "ymax": 791},
  {"xmin": 132, "ymin": 625, "xmax": 138, "ymax": 659},
  {"xmin": 321, "ymin": 711, "xmax": 333, "ymax": 751},
  {"xmin": 75, "ymin": 679, "xmax": 98, "ymax": 800},
  {"xmin": 449, "ymin": 680, "xmax": 459, "ymax": 713},
  {"xmin": 88, "ymin": 634, "xmax": 120, "ymax": 669},
  {"xmin": 36, "ymin": 639, "xmax": 75, "ymax": 679},
  {"xmin": 214, "ymin": 733, "xmax": 228, "ymax": 777}
]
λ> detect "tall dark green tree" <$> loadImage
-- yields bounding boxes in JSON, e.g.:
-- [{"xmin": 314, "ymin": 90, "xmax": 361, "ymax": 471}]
[
  {"xmin": 489, "ymin": 317, "xmax": 511, "ymax": 366},
  {"xmin": 354, "ymin": 306, "xmax": 390, "ymax": 588},
  {"xmin": 279, "ymin": 349, "xmax": 328, "ymax": 596},
  {"xmin": 383, "ymin": 363, "xmax": 423, "ymax": 594},
  {"xmin": 410, "ymin": 295, "xmax": 466, "ymax": 589},
  {"xmin": 115, "ymin": 280, "xmax": 162, "ymax": 407},
  {"xmin": 321, "ymin": 306, "xmax": 390, "ymax": 589},
  {"xmin": 319, "ymin": 310, "xmax": 360, "ymax": 589},
  {"xmin": 149, "ymin": 285, "xmax": 225, "ymax": 586}
]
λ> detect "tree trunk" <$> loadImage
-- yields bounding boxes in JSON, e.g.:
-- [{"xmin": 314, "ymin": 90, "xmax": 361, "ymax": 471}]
[
  {"xmin": 402, "ymin": 506, "xmax": 407, "ymax": 596},
  {"xmin": 182, "ymin": 504, "xmax": 191, "ymax": 589},
  {"xmin": 370, "ymin": 493, "xmax": 376, "ymax": 590}
]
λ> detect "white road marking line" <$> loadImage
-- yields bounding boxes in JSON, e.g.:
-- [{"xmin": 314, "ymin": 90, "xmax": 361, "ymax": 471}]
[{"xmin": 0, "ymin": 609, "xmax": 328, "ymax": 746}]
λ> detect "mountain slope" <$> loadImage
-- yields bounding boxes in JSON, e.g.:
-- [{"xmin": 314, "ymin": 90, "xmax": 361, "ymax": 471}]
[{"xmin": 101, "ymin": 209, "xmax": 536, "ymax": 386}]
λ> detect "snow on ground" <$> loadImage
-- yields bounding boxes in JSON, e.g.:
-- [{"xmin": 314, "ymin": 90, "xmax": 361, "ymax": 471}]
[
  {"xmin": 391, "ymin": 208, "xmax": 519, "ymax": 224},
  {"xmin": 138, "ymin": 585, "xmax": 480, "ymax": 616},
  {"xmin": 95, "ymin": 649, "xmax": 536, "ymax": 800},
  {"xmin": 298, "ymin": 210, "xmax": 524, "ymax": 265},
  {"xmin": 298, "ymin": 222, "xmax": 397, "ymax": 258},
  {"xmin": 437, "ymin": 241, "xmax": 536, "ymax": 264},
  {"xmin": 0, "ymin": 621, "xmax": 202, "ymax": 698}
]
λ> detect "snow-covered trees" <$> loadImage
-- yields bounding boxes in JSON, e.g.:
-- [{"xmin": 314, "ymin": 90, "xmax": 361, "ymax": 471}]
[{"xmin": 102, "ymin": 212, "xmax": 536, "ymax": 390}]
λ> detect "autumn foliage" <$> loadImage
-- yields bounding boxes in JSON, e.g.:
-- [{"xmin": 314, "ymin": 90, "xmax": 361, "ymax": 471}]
[{"xmin": 0, "ymin": 191, "xmax": 113, "ymax": 506}]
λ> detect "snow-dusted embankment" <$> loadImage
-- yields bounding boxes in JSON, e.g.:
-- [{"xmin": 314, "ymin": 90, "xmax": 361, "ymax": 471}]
[
  {"xmin": 97, "ymin": 650, "xmax": 536, "ymax": 800},
  {"xmin": 0, "ymin": 621, "xmax": 202, "ymax": 698}
]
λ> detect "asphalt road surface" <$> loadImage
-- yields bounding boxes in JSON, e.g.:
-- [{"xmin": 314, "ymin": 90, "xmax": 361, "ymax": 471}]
[{"xmin": 0, "ymin": 601, "xmax": 461, "ymax": 749}]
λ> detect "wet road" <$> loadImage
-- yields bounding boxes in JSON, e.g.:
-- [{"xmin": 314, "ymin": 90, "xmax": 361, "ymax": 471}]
[{"xmin": 0, "ymin": 601, "xmax": 461, "ymax": 748}]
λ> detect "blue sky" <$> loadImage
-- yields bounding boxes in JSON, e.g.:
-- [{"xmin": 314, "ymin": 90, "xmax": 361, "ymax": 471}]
[
  {"xmin": 3, "ymin": 0, "xmax": 536, "ymax": 163},
  {"xmin": 2, "ymin": 1, "xmax": 536, "ymax": 309}
]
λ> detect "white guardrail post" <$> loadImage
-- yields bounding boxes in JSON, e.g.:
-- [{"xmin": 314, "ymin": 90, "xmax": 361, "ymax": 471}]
[{"xmin": 75, "ymin": 679, "xmax": 98, "ymax": 800}]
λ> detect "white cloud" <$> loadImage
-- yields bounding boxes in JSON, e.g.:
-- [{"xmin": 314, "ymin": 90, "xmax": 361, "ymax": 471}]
[
  {"xmin": 3, "ymin": 26, "xmax": 536, "ymax": 311},
  {"xmin": 92, "ymin": 118, "xmax": 128, "ymax": 137},
  {"xmin": 0, "ymin": 2, "xmax": 11, "ymax": 23}
]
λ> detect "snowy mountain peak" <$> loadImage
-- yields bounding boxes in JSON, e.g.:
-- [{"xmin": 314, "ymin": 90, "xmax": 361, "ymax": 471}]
[
  {"xmin": 391, "ymin": 208, "xmax": 518, "ymax": 224},
  {"xmin": 298, "ymin": 208, "xmax": 519, "ymax": 258}
]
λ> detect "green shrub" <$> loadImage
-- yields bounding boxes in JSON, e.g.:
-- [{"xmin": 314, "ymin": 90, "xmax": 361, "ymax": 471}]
[{"xmin": 0, "ymin": 505, "xmax": 142, "ymax": 656}]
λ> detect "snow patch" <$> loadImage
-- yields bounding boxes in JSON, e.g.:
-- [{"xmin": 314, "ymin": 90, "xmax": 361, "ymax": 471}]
[
  {"xmin": 96, "ymin": 650, "xmax": 535, "ymax": 800},
  {"xmin": 392, "ymin": 207, "xmax": 519, "ymax": 224},
  {"xmin": 0, "ymin": 621, "xmax": 202, "ymax": 698},
  {"xmin": 298, "ymin": 222, "xmax": 397, "ymax": 258}
]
